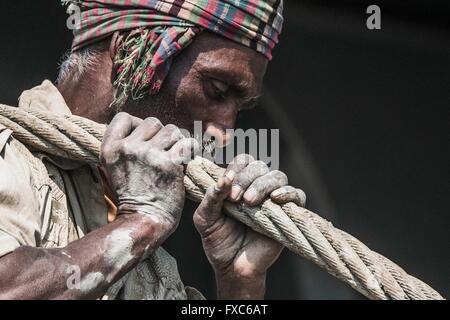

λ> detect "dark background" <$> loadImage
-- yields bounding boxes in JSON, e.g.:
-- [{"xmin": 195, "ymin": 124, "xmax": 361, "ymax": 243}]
[{"xmin": 0, "ymin": 1, "xmax": 448, "ymax": 299}]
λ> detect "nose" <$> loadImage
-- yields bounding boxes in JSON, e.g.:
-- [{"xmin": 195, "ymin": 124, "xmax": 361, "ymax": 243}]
[
  {"xmin": 202, "ymin": 103, "xmax": 238, "ymax": 147},
  {"xmin": 203, "ymin": 122, "xmax": 234, "ymax": 147}
]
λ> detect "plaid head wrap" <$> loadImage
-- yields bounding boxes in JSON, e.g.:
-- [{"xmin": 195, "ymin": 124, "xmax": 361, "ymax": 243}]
[{"xmin": 62, "ymin": 0, "xmax": 284, "ymax": 105}]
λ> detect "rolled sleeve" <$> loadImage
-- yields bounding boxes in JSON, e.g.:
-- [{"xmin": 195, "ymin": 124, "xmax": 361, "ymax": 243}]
[{"xmin": 0, "ymin": 127, "xmax": 41, "ymax": 257}]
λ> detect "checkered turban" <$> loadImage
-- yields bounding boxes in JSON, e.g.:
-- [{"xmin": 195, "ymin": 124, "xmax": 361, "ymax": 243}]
[{"xmin": 62, "ymin": 0, "xmax": 284, "ymax": 105}]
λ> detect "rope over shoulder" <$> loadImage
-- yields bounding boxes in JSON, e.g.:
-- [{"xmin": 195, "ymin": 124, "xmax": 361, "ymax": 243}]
[{"xmin": 0, "ymin": 104, "xmax": 444, "ymax": 300}]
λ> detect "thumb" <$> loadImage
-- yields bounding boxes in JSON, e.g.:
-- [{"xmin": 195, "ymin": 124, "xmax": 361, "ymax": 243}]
[{"xmin": 193, "ymin": 171, "xmax": 235, "ymax": 233}]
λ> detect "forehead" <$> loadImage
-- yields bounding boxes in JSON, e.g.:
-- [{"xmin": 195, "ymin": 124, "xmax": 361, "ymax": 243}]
[{"xmin": 190, "ymin": 32, "xmax": 268, "ymax": 92}]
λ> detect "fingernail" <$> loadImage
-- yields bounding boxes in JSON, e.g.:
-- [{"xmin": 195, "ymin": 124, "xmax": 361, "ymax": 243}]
[
  {"xmin": 225, "ymin": 170, "xmax": 235, "ymax": 181},
  {"xmin": 230, "ymin": 185, "xmax": 242, "ymax": 200},
  {"xmin": 243, "ymin": 188, "xmax": 257, "ymax": 204},
  {"xmin": 216, "ymin": 178, "xmax": 225, "ymax": 191}
]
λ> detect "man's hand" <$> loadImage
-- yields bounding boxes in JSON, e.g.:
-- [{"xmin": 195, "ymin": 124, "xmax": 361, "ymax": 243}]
[
  {"xmin": 193, "ymin": 155, "xmax": 306, "ymax": 299},
  {"xmin": 101, "ymin": 112, "xmax": 199, "ymax": 243},
  {"xmin": 0, "ymin": 113, "xmax": 201, "ymax": 300}
]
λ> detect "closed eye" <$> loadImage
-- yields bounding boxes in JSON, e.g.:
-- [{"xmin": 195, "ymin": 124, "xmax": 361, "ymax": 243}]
[{"xmin": 204, "ymin": 77, "xmax": 230, "ymax": 101}]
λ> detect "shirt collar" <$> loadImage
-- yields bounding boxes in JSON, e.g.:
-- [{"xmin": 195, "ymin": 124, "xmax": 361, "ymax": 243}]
[{"xmin": 17, "ymin": 80, "xmax": 88, "ymax": 170}]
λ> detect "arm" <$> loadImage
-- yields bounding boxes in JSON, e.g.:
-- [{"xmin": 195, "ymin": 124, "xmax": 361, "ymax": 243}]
[
  {"xmin": 0, "ymin": 113, "xmax": 199, "ymax": 300},
  {"xmin": 0, "ymin": 213, "xmax": 162, "ymax": 300},
  {"xmin": 216, "ymin": 272, "xmax": 267, "ymax": 300}
]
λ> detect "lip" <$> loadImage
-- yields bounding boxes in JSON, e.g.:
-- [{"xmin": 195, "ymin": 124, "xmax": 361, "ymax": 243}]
[
  {"xmin": 202, "ymin": 138, "xmax": 217, "ymax": 157},
  {"xmin": 203, "ymin": 124, "xmax": 234, "ymax": 148}
]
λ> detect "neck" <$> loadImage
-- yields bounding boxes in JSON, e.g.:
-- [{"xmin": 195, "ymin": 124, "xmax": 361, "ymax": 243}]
[{"xmin": 57, "ymin": 52, "xmax": 115, "ymax": 124}]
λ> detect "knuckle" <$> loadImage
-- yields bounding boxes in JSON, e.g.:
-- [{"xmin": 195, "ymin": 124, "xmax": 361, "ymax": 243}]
[
  {"xmin": 135, "ymin": 143, "xmax": 150, "ymax": 156},
  {"xmin": 253, "ymin": 160, "xmax": 269, "ymax": 171},
  {"xmin": 206, "ymin": 185, "xmax": 218, "ymax": 197},
  {"xmin": 284, "ymin": 185, "xmax": 296, "ymax": 193},
  {"xmin": 100, "ymin": 149, "xmax": 112, "ymax": 165},
  {"xmin": 187, "ymin": 137, "xmax": 200, "ymax": 148},
  {"xmin": 193, "ymin": 211, "xmax": 209, "ymax": 231},
  {"xmin": 298, "ymin": 189, "xmax": 307, "ymax": 202},
  {"xmin": 254, "ymin": 160, "xmax": 267, "ymax": 167},
  {"xmin": 188, "ymin": 137, "xmax": 200, "ymax": 148},
  {"xmin": 160, "ymin": 154, "xmax": 179, "ymax": 170},
  {"xmin": 167, "ymin": 124, "xmax": 184, "ymax": 140},
  {"xmin": 119, "ymin": 140, "xmax": 136, "ymax": 156},
  {"xmin": 272, "ymin": 170, "xmax": 288, "ymax": 183},
  {"xmin": 191, "ymin": 139, "xmax": 201, "ymax": 155},
  {"xmin": 192, "ymin": 212, "xmax": 202, "ymax": 226},
  {"xmin": 233, "ymin": 153, "xmax": 254, "ymax": 165},
  {"xmin": 233, "ymin": 171, "xmax": 247, "ymax": 184},
  {"xmin": 178, "ymin": 138, "xmax": 198, "ymax": 156},
  {"xmin": 181, "ymin": 139, "xmax": 201, "ymax": 162},
  {"xmin": 100, "ymin": 142, "xmax": 120, "ymax": 163},
  {"xmin": 250, "ymin": 179, "xmax": 265, "ymax": 192},
  {"xmin": 146, "ymin": 117, "xmax": 163, "ymax": 129},
  {"xmin": 101, "ymin": 143, "xmax": 113, "ymax": 156},
  {"xmin": 114, "ymin": 112, "xmax": 130, "ymax": 121},
  {"xmin": 165, "ymin": 123, "xmax": 180, "ymax": 133}
]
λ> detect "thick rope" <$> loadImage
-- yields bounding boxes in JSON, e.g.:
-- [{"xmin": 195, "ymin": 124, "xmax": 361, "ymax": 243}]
[{"xmin": 0, "ymin": 104, "xmax": 443, "ymax": 300}]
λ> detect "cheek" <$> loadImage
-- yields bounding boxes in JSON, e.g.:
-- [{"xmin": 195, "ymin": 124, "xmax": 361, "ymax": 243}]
[
  {"xmin": 120, "ymin": 96, "xmax": 153, "ymax": 120},
  {"xmin": 173, "ymin": 73, "xmax": 239, "ymax": 136},
  {"xmin": 175, "ymin": 76, "xmax": 211, "ymax": 123}
]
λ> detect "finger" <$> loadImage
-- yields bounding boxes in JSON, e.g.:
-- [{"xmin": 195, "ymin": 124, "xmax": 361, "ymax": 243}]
[
  {"xmin": 225, "ymin": 154, "xmax": 255, "ymax": 176},
  {"xmin": 127, "ymin": 117, "xmax": 163, "ymax": 141},
  {"xmin": 229, "ymin": 160, "xmax": 269, "ymax": 202},
  {"xmin": 150, "ymin": 124, "xmax": 185, "ymax": 150},
  {"xmin": 271, "ymin": 186, "xmax": 307, "ymax": 207},
  {"xmin": 194, "ymin": 171, "xmax": 235, "ymax": 231},
  {"xmin": 242, "ymin": 170, "xmax": 288, "ymax": 206},
  {"xmin": 103, "ymin": 112, "xmax": 142, "ymax": 145},
  {"xmin": 169, "ymin": 138, "xmax": 201, "ymax": 165}
]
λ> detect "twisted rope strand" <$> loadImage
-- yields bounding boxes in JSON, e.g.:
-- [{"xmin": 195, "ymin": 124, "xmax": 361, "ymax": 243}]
[{"xmin": 0, "ymin": 104, "xmax": 443, "ymax": 300}]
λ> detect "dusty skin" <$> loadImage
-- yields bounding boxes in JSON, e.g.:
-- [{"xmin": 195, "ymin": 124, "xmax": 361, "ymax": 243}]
[{"xmin": 0, "ymin": 32, "xmax": 306, "ymax": 299}]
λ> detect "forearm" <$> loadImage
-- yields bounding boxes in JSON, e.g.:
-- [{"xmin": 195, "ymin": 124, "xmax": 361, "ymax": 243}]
[
  {"xmin": 0, "ymin": 213, "xmax": 163, "ymax": 299},
  {"xmin": 216, "ymin": 272, "xmax": 267, "ymax": 300}
]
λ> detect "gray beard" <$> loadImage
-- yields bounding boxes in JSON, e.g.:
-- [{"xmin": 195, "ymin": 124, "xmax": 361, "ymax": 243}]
[{"xmin": 114, "ymin": 90, "xmax": 217, "ymax": 156}]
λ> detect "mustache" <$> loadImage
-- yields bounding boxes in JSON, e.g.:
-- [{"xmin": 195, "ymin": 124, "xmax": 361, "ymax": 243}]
[
  {"xmin": 202, "ymin": 137, "xmax": 216, "ymax": 154},
  {"xmin": 187, "ymin": 132, "xmax": 217, "ymax": 156}
]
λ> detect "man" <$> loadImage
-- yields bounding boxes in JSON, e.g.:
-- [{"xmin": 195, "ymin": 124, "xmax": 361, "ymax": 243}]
[{"xmin": 0, "ymin": 0, "xmax": 306, "ymax": 299}]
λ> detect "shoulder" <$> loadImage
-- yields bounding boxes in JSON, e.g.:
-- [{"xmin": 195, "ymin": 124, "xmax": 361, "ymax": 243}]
[
  {"xmin": 0, "ymin": 123, "xmax": 43, "ymax": 210},
  {"xmin": 0, "ymin": 125, "xmax": 30, "ymax": 182},
  {"xmin": 0, "ymin": 125, "xmax": 40, "ymax": 187},
  {"xmin": 0, "ymin": 125, "xmax": 44, "ymax": 256}
]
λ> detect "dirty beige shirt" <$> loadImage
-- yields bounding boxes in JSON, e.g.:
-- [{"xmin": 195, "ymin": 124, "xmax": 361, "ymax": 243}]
[{"xmin": 0, "ymin": 80, "xmax": 203, "ymax": 300}]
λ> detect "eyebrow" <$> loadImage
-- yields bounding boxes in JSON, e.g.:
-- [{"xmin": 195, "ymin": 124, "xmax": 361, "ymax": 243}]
[{"xmin": 240, "ymin": 94, "xmax": 261, "ymax": 110}]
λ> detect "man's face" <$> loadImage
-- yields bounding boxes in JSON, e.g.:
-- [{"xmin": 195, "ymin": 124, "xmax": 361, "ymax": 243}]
[{"xmin": 120, "ymin": 31, "xmax": 268, "ymax": 147}]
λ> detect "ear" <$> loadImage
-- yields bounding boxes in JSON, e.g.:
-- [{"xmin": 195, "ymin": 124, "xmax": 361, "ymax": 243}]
[{"xmin": 109, "ymin": 31, "xmax": 122, "ymax": 62}]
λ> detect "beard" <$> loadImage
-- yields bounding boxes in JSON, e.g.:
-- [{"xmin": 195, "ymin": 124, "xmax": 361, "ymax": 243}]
[
  {"xmin": 116, "ymin": 82, "xmax": 185, "ymax": 127},
  {"xmin": 115, "ymin": 87, "xmax": 217, "ymax": 157}
]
